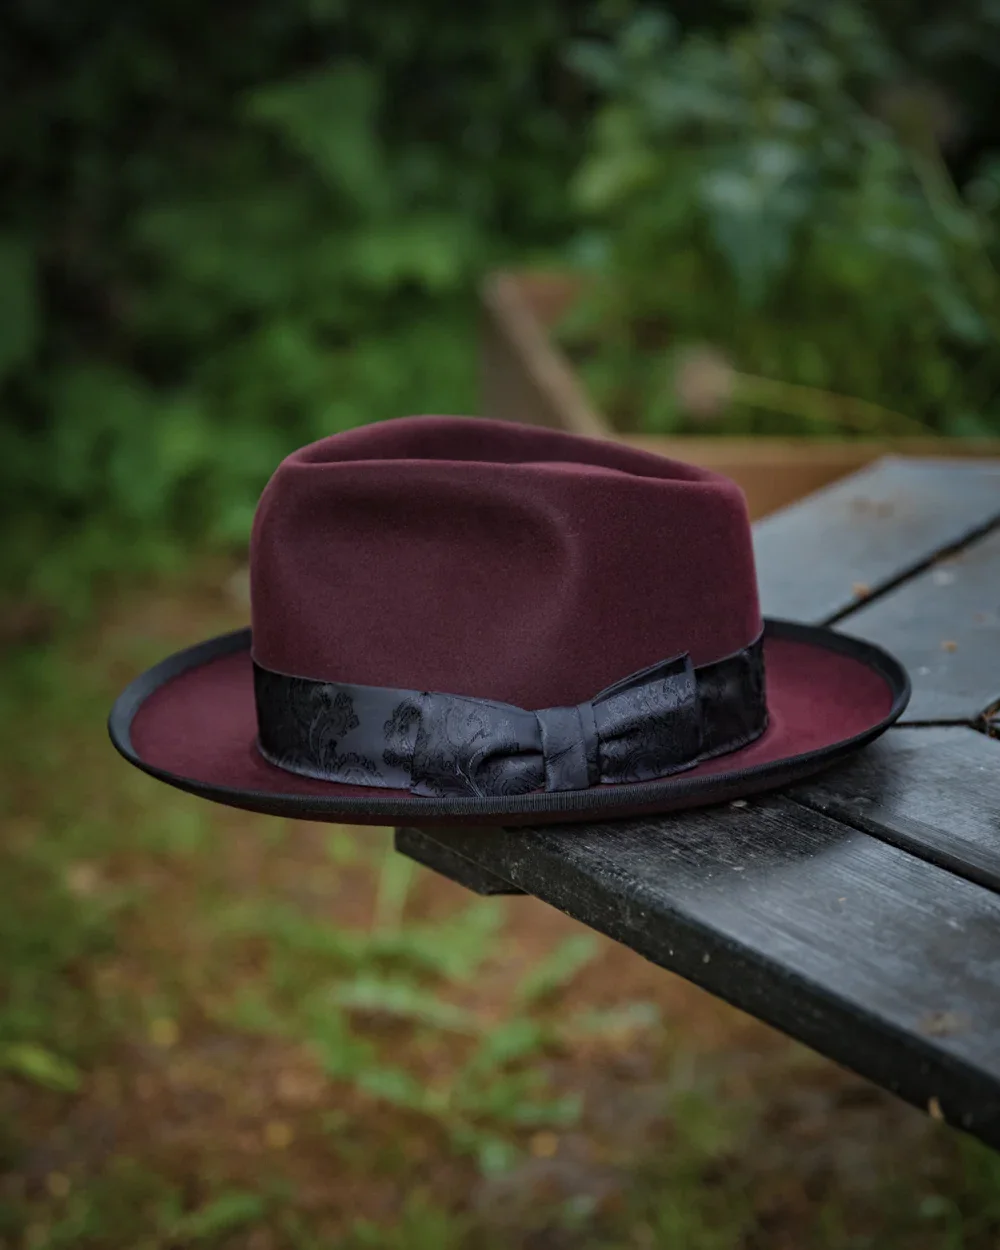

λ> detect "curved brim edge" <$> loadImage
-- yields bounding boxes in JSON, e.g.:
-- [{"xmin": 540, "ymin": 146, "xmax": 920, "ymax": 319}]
[{"xmin": 108, "ymin": 620, "xmax": 911, "ymax": 825}]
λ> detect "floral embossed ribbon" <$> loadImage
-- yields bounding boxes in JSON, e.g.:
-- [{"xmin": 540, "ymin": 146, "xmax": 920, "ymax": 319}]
[{"xmin": 252, "ymin": 635, "xmax": 767, "ymax": 798}]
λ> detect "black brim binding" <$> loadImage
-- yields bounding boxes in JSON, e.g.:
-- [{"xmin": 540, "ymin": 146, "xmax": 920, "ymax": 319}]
[{"xmin": 108, "ymin": 619, "xmax": 910, "ymax": 827}]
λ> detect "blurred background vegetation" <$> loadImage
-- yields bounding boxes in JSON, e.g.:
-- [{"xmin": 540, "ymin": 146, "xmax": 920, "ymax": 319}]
[
  {"xmin": 4, "ymin": 0, "xmax": 1000, "ymax": 618},
  {"xmin": 4, "ymin": 1, "xmax": 1000, "ymax": 1246},
  {"xmin": 562, "ymin": 2, "xmax": 1000, "ymax": 438},
  {"xmin": 0, "ymin": 0, "xmax": 586, "ymax": 618}
]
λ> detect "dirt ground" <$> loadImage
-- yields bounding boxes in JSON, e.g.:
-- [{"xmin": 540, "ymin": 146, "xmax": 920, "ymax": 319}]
[{"xmin": 1, "ymin": 565, "xmax": 997, "ymax": 1249}]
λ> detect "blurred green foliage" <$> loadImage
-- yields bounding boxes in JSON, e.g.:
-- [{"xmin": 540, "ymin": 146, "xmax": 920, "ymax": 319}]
[
  {"xmin": 0, "ymin": 0, "xmax": 594, "ymax": 614},
  {"xmin": 4, "ymin": 0, "xmax": 1000, "ymax": 616},
  {"xmin": 563, "ymin": 0, "xmax": 1000, "ymax": 437}
]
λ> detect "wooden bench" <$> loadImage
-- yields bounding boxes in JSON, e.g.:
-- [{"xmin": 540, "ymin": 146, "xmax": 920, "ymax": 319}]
[{"xmin": 395, "ymin": 456, "xmax": 1000, "ymax": 1148}]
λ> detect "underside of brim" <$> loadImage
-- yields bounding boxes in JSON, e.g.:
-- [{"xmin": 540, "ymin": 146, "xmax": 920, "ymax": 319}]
[{"xmin": 109, "ymin": 620, "xmax": 910, "ymax": 826}]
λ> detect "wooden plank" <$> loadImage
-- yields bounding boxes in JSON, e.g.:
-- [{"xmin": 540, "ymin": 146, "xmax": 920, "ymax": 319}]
[
  {"xmin": 404, "ymin": 801, "xmax": 1000, "ymax": 1147},
  {"xmin": 788, "ymin": 727, "xmax": 1000, "ymax": 892},
  {"xmin": 622, "ymin": 435, "xmax": 1000, "ymax": 522},
  {"xmin": 479, "ymin": 271, "xmax": 1000, "ymax": 518},
  {"xmin": 480, "ymin": 272, "xmax": 608, "ymax": 437},
  {"xmin": 625, "ymin": 437, "xmax": 908, "ymax": 522},
  {"xmin": 831, "ymin": 527, "xmax": 1000, "ymax": 723},
  {"xmin": 753, "ymin": 457, "xmax": 1000, "ymax": 624},
  {"xmin": 394, "ymin": 826, "xmax": 524, "ymax": 895}
]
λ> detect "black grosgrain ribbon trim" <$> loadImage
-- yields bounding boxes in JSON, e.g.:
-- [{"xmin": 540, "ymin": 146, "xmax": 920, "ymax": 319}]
[{"xmin": 251, "ymin": 634, "xmax": 767, "ymax": 798}]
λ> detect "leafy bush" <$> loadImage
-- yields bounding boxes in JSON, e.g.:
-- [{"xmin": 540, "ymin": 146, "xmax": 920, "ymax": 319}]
[
  {"xmin": 0, "ymin": 1, "xmax": 593, "ymax": 614},
  {"xmin": 562, "ymin": 1, "xmax": 1000, "ymax": 438},
  {"xmin": 4, "ymin": 0, "xmax": 1000, "ymax": 616}
]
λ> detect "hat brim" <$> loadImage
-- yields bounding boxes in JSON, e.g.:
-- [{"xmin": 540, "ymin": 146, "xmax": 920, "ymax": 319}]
[{"xmin": 109, "ymin": 620, "xmax": 909, "ymax": 826}]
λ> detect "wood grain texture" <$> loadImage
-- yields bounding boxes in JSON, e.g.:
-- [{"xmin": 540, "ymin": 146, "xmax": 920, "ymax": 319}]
[
  {"xmin": 393, "ymin": 457, "xmax": 1000, "ymax": 1140},
  {"xmin": 753, "ymin": 457, "xmax": 1000, "ymax": 624},
  {"xmin": 394, "ymin": 826, "xmax": 524, "ymax": 895},
  {"xmin": 405, "ymin": 801, "xmax": 1000, "ymax": 1146},
  {"xmin": 831, "ymin": 526, "xmax": 1000, "ymax": 723},
  {"xmin": 788, "ymin": 727, "xmax": 1000, "ymax": 891}
]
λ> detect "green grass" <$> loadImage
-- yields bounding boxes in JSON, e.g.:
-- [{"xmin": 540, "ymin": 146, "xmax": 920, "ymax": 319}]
[
  {"xmin": 2, "ymin": 576, "xmax": 1000, "ymax": 1247},
  {"xmin": 0, "ymin": 590, "xmax": 608, "ymax": 1244}
]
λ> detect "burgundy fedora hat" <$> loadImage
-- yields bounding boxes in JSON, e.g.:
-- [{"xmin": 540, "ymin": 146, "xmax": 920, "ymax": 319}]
[{"xmin": 109, "ymin": 416, "xmax": 909, "ymax": 826}]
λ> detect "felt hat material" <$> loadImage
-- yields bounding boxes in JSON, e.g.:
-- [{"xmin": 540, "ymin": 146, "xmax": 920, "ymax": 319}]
[{"xmin": 109, "ymin": 417, "xmax": 910, "ymax": 825}]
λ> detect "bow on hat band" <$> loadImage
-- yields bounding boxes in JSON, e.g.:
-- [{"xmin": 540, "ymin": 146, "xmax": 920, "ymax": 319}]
[{"xmin": 251, "ymin": 634, "xmax": 768, "ymax": 799}]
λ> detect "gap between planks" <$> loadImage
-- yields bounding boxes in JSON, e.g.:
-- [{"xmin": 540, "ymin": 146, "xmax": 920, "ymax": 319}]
[{"xmin": 823, "ymin": 513, "xmax": 1000, "ymax": 628}]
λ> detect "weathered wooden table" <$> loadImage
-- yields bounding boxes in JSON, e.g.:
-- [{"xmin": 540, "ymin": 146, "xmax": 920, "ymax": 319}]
[{"xmin": 395, "ymin": 457, "xmax": 1000, "ymax": 1148}]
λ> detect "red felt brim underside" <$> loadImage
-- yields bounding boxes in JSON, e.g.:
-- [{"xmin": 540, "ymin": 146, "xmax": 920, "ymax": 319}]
[{"xmin": 114, "ymin": 621, "xmax": 909, "ymax": 827}]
